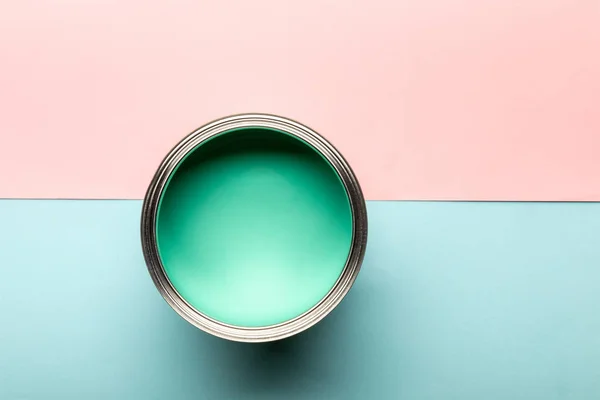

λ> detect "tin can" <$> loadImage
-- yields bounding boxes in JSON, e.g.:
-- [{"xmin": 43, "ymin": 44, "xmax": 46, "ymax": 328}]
[{"xmin": 141, "ymin": 114, "xmax": 367, "ymax": 342}]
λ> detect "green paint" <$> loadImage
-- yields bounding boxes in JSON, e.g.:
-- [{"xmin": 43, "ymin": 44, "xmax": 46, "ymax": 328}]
[{"xmin": 156, "ymin": 128, "xmax": 353, "ymax": 327}]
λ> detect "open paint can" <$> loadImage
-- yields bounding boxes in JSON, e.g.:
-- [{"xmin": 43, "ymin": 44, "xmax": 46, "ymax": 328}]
[{"xmin": 141, "ymin": 114, "xmax": 367, "ymax": 342}]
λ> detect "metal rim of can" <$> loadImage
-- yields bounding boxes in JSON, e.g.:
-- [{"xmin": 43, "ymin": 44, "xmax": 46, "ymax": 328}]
[{"xmin": 141, "ymin": 113, "xmax": 368, "ymax": 343}]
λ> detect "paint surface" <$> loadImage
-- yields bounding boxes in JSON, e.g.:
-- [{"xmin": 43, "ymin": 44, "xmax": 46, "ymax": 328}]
[{"xmin": 156, "ymin": 128, "xmax": 353, "ymax": 327}]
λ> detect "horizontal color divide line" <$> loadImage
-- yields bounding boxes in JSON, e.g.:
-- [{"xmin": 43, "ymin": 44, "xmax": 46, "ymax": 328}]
[{"xmin": 2, "ymin": 198, "xmax": 600, "ymax": 204}]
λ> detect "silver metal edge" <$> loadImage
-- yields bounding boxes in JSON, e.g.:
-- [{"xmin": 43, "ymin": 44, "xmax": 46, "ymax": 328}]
[{"xmin": 140, "ymin": 113, "xmax": 368, "ymax": 343}]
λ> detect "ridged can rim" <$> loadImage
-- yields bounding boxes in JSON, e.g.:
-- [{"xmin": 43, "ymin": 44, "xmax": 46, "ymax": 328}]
[{"xmin": 141, "ymin": 113, "xmax": 368, "ymax": 342}]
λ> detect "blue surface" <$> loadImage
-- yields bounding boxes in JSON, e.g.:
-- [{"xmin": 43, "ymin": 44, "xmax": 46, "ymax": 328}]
[{"xmin": 1, "ymin": 200, "xmax": 599, "ymax": 399}]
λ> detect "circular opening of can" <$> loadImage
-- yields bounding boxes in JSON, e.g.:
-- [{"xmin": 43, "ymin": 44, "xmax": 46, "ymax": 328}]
[{"xmin": 155, "ymin": 126, "xmax": 353, "ymax": 328}]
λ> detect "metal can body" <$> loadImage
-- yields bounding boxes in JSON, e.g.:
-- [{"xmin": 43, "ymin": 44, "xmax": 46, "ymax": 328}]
[{"xmin": 141, "ymin": 114, "xmax": 367, "ymax": 342}]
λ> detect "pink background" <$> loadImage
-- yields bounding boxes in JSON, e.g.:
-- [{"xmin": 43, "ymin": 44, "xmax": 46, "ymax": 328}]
[{"xmin": 1, "ymin": 0, "xmax": 599, "ymax": 200}]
